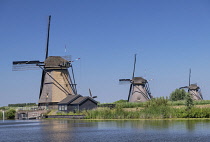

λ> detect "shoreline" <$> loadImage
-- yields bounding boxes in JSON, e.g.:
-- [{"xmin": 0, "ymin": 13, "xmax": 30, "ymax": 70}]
[{"xmin": 45, "ymin": 116, "xmax": 210, "ymax": 121}]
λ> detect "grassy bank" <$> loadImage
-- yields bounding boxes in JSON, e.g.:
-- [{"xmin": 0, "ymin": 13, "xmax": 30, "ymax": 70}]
[
  {"xmin": 112, "ymin": 100, "xmax": 210, "ymax": 108},
  {"xmin": 82, "ymin": 107, "xmax": 210, "ymax": 119},
  {"xmin": 84, "ymin": 99, "xmax": 210, "ymax": 119},
  {"xmin": 50, "ymin": 106, "xmax": 210, "ymax": 119},
  {"xmin": 50, "ymin": 98, "xmax": 210, "ymax": 119},
  {"xmin": 3, "ymin": 98, "xmax": 210, "ymax": 120},
  {"xmin": 169, "ymin": 100, "xmax": 210, "ymax": 106}
]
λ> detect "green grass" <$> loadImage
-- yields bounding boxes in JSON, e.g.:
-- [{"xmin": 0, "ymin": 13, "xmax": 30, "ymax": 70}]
[
  {"xmin": 101, "ymin": 98, "xmax": 210, "ymax": 108},
  {"xmin": 84, "ymin": 107, "xmax": 142, "ymax": 119},
  {"xmin": 115, "ymin": 102, "xmax": 145, "ymax": 108},
  {"xmin": 82, "ymin": 106, "xmax": 210, "ymax": 119},
  {"xmin": 83, "ymin": 98, "xmax": 210, "ymax": 119},
  {"xmin": 169, "ymin": 100, "xmax": 210, "ymax": 106}
]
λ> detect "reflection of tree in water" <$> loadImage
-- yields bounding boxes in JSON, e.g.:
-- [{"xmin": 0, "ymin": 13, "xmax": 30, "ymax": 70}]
[
  {"xmin": 38, "ymin": 119, "xmax": 210, "ymax": 142},
  {"xmin": 114, "ymin": 119, "xmax": 210, "ymax": 132},
  {"xmin": 185, "ymin": 120, "xmax": 195, "ymax": 131},
  {"xmin": 185, "ymin": 120, "xmax": 210, "ymax": 132},
  {"xmin": 114, "ymin": 120, "xmax": 174, "ymax": 130},
  {"xmin": 71, "ymin": 120, "xmax": 98, "ymax": 127}
]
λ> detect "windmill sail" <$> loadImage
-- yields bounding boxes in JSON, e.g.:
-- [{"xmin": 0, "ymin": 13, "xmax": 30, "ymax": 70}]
[
  {"xmin": 12, "ymin": 60, "xmax": 42, "ymax": 71},
  {"xmin": 189, "ymin": 68, "xmax": 191, "ymax": 86},
  {"xmin": 89, "ymin": 88, "xmax": 97, "ymax": 98},
  {"xmin": 39, "ymin": 15, "xmax": 51, "ymax": 99},
  {"xmin": 45, "ymin": 15, "xmax": 51, "ymax": 59},
  {"xmin": 132, "ymin": 54, "xmax": 136, "ymax": 79},
  {"xmin": 127, "ymin": 84, "xmax": 133, "ymax": 101}
]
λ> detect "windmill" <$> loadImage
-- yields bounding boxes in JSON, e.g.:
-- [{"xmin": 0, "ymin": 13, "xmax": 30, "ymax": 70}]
[
  {"xmin": 89, "ymin": 88, "xmax": 97, "ymax": 99},
  {"xmin": 179, "ymin": 69, "xmax": 203, "ymax": 100},
  {"xmin": 12, "ymin": 16, "xmax": 77, "ymax": 109},
  {"xmin": 119, "ymin": 54, "xmax": 153, "ymax": 102}
]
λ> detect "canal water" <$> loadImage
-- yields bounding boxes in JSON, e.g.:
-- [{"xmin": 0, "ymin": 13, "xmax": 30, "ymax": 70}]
[{"xmin": 0, "ymin": 119, "xmax": 210, "ymax": 142}]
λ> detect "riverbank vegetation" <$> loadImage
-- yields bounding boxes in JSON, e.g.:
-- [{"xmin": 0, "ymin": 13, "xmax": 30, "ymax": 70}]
[
  {"xmin": 2, "ymin": 97, "xmax": 210, "ymax": 120},
  {"xmin": 0, "ymin": 109, "xmax": 16, "ymax": 119},
  {"xmin": 51, "ymin": 97, "xmax": 210, "ymax": 119}
]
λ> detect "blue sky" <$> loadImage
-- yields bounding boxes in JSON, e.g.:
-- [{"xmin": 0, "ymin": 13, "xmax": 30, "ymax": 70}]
[{"xmin": 0, "ymin": 0, "xmax": 210, "ymax": 106}]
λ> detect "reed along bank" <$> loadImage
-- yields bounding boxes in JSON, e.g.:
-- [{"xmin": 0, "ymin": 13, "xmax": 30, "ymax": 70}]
[{"xmin": 52, "ymin": 98, "xmax": 210, "ymax": 119}]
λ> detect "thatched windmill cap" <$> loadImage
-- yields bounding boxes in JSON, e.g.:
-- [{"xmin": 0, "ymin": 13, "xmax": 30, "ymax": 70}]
[
  {"xmin": 44, "ymin": 56, "xmax": 70, "ymax": 68},
  {"xmin": 189, "ymin": 84, "xmax": 200, "ymax": 90},
  {"xmin": 132, "ymin": 77, "xmax": 147, "ymax": 84}
]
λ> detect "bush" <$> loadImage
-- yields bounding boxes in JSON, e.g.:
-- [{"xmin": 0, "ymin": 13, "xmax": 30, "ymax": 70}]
[
  {"xmin": 0, "ymin": 111, "xmax": 2, "ymax": 119},
  {"xmin": 141, "ymin": 97, "xmax": 172, "ymax": 118},
  {"xmin": 185, "ymin": 93, "xmax": 194, "ymax": 111},
  {"xmin": 172, "ymin": 107, "xmax": 210, "ymax": 118},
  {"xmin": 6, "ymin": 109, "xmax": 16, "ymax": 119},
  {"xmin": 170, "ymin": 89, "xmax": 187, "ymax": 101}
]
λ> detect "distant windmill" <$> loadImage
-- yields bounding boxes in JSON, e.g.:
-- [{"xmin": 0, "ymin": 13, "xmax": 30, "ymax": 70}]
[
  {"xmin": 119, "ymin": 54, "xmax": 153, "ymax": 102},
  {"xmin": 180, "ymin": 69, "xmax": 203, "ymax": 100},
  {"xmin": 12, "ymin": 16, "xmax": 77, "ymax": 109},
  {"xmin": 89, "ymin": 88, "xmax": 97, "ymax": 99}
]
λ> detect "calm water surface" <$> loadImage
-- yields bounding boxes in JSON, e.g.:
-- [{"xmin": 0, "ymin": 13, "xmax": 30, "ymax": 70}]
[{"xmin": 0, "ymin": 119, "xmax": 210, "ymax": 142}]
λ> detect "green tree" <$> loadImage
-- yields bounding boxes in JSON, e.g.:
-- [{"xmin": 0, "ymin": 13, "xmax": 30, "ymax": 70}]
[
  {"xmin": 0, "ymin": 111, "xmax": 2, "ymax": 119},
  {"xmin": 169, "ymin": 89, "xmax": 187, "ymax": 101},
  {"xmin": 185, "ymin": 93, "xmax": 194, "ymax": 111},
  {"xmin": 0, "ymin": 107, "xmax": 6, "ymax": 110},
  {"xmin": 6, "ymin": 109, "xmax": 16, "ymax": 119}
]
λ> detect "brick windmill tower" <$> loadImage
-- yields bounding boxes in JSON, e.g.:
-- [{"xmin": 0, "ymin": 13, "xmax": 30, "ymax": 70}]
[
  {"xmin": 119, "ymin": 54, "xmax": 153, "ymax": 102},
  {"xmin": 180, "ymin": 69, "xmax": 203, "ymax": 100},
  {"xmin": 13, "ymin": 16, "xmax": 77, "ymax": 109}
]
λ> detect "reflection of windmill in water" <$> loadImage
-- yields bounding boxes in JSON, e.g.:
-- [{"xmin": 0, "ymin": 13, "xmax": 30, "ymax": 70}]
[
  {"xmin": 180, "ymin": 69, "xmax": 203, "ymax": 100},
  {"xmin": 13, "ymin": 16, "xmax": 77, "ymax": 109},
  {"xmin": 119, "ymin": 54, "xmax": 153, "ymax": 102}
]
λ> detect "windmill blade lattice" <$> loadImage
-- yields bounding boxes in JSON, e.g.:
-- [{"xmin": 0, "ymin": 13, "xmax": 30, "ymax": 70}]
[
  {"xmin": 119, "ymin": 79, "xmax": 131, "ymax": 85},
  {"xmin": 12, "ymin": 60, "xmax": 42, "ymax": 71},
  {"xmin": 62, "ymin": 55, "xmax": 71, "ymax": 61}
]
